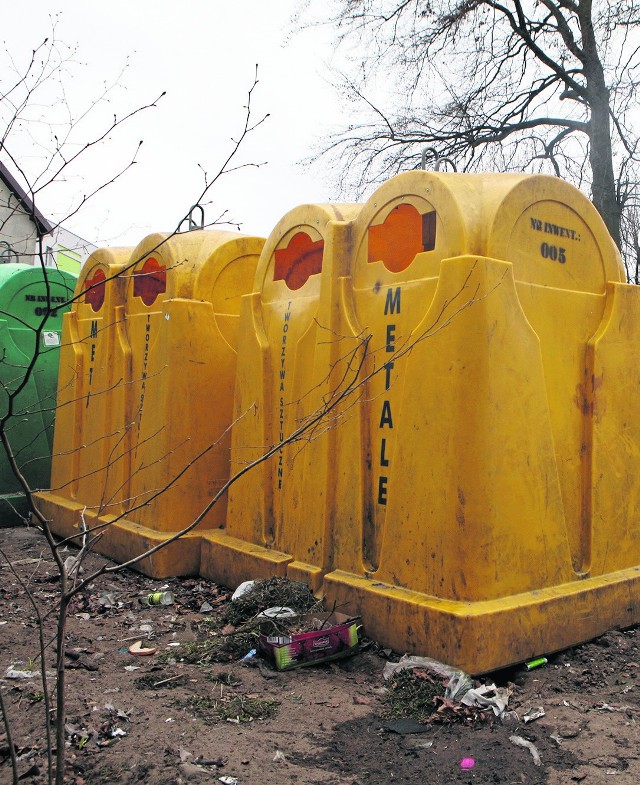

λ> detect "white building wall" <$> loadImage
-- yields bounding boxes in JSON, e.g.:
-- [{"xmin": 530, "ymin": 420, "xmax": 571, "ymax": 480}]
[{"xmin": 0, "ymin": 180, "xmax": 39, "ymax": 264}]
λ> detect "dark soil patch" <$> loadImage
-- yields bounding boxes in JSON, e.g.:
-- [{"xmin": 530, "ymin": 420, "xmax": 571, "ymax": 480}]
[{"xmin": 291, "ymin": 716, "xmax": 579, "ymax": 785}]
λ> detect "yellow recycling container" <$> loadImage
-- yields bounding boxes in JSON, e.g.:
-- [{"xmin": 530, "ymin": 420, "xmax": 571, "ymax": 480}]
[
  {"xmin": 318, "ymin": 171, "xmax": 636, "ymax": 672},
  {"xmin": 36, "ymin": 248, "xmax": 131, "ymax": 536},
  {"xmin": 38, "ymin": 171, "xmax": 640, "ymax": 674},
  {"xmin": 39, "ymin": 231, "xmax": 263, "ymax": 577},
  {"xmin": 200, "ymin": 204, "xmax": 361, "ymax": 591}
]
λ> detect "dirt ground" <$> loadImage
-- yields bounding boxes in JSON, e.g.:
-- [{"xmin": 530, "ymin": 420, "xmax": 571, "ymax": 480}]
[{"xmin": 1, "ymin": 525, "xmax": 639, "ymax": 785}]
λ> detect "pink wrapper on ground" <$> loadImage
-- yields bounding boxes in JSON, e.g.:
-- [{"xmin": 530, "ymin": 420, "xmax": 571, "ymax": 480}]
[{"xmin": 259, "ymin": 612, "xmax": 360, "ymax": 671}]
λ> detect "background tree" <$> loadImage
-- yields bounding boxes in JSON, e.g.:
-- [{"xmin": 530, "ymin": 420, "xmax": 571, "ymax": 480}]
[
  {"xmin": 621, "ymin": 205, "xmax": 640, "ymax": 285},
  {"xmin": 300, "ymin": 0, "xmax": 640, "ymax": 266}
]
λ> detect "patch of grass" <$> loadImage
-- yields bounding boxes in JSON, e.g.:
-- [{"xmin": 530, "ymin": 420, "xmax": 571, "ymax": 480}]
[
  {"xmin": 174, "ymin": 632, "xmax": 257, "ymax": 664},
  {"xmin": 382, "ymin": 668, "xmax": 447, "ymax": 723},
  {"xmin": 26, "ymin": 691, "xmax": 44, "ymax": 703},
  {"xmin": 194, "ymin": 615, "xmax": 220, "ymax": 635},
  {"xmin": 156, "ymin": 649, "xmax": 177, "ymax": 665},
  {"xmin": 180, "ymin": 693, "xmax": 279, "ymax": 723},
  {"xmin": 221, "ymin": 577, "xmax": 320, "ymax": 627},
  {"xmin": 206, "ymin": 671, "xmax": 242, "ymax": 686},
  {"xmin": 134, "ymin": 672, "xmax": 187, "ymax": 690}
]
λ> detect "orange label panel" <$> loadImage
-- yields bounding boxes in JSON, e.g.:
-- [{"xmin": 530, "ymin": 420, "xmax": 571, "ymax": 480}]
[
  {"xmin": 274, "ymin": 232, "xmax": 324, "ymax": 290},
  {"xmin": 368, "ymin": 204, "xmax": 436, "ymax": 273},
  {"xmin": 84, "ymin": 269, "xmax": 106, "ymax": 312},
  {"xmin": 133, "ymin": 257, "xmax": 167, "ymax": 306}
]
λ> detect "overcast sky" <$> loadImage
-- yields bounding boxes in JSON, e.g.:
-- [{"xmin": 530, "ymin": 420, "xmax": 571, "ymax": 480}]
[{"xmin": 2, "ymin": 1, "xmax": 347, "ymax": 247}]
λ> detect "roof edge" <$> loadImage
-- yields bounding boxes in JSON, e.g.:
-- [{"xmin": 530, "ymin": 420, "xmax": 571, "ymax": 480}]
[{"xmin": 0, "ymin": 159, "xmax": 54, "ymax": 237}]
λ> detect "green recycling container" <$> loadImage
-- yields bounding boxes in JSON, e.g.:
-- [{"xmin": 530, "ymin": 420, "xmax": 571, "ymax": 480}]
[{"xmin": 0, "ymin": 263, "xmax": 77, "ymax": 525}]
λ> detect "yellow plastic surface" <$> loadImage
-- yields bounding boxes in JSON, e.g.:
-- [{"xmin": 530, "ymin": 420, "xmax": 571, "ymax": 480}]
[
  {"xmin": 201, "ymin": 172, "xmax": 640, "ymax": 673},
  {"xmin": 318, "ymin": 172, "xmax": 632, "ymax": 671},
  {"xmin": 201, "ymin": 204, "xmax": 361, "ymax": 590},
  {"xmin": 37, "ymin": 231, "xmax": 263, "ymax": 576},
  {"xmin": 38, "ymin": 171, "xmax": 640, "ymax": 673},
  {"xmin": 36, "ymin": 248, "xmax": 132, "ymax": 538}
]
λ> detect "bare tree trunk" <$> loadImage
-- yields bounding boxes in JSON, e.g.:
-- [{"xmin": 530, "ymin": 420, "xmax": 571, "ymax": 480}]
[
  {"xmin": 54, "ymin": 592, "xmax": 68, "ymax": 785},
  {"xmin": 0, "ymin": 688, "xmax": 19, "ymax": 785},
  {"xmin": 579, "ymin": 0, "xmax": 622, "ymax": 248}
]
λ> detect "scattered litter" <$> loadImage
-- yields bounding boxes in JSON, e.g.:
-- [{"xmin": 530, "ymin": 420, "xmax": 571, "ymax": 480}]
[
  {"xmin": 273, "ymin": 750, "xmax": 287, "ymax": 763},
  {"xmin": 64, "ymin": 555, "xmax": 83, "ymax": 578},
  {"xmin": 523, "ymin": 706, "xmax": 546, "ymax": 724},
  {"xmin": 111, "ymin": 728, "xmax": 127, "ymax": 737},
  {"xmin": 166, "ymin": 642, "xmax": 181, "ymax": 647},
  {"xmin": 199, "ymin": 601, "xmax": 214, "ymax": 613},
  {"xmin": 4, "ymin": 667, "xmax": 36, "ymax": 680},
  {"xmin": 525, "ymin": 657, "xmax": 548, "ymax": 671},
  {"xmin": 124, "ymin": 666, "xmax": 140, "ymax": 672},
  {"xmin": 232, "ymin": 580, "xmax": 256, "ymax": 600},
  {"xmin": 563, "ymin": 699, "xmax": 585, "ymax": 712},
  {"xmin": 595, "ymin": 702, "xmax": 631, "ymax": 713},
  {"xmin": 460, "ymin": 758, "xmax": 475, "ymax": 770},
  {"xmin": 128, "ymin": 641, "xmax": 158, "ymax": 656},
  {"xmin": 98, "ymin": 591, "xmax": 118, "ymax": 609},
  {"xmin": 145, "ymin": 591, "xmax": 174, "ymax": 606},
  {"xmin": 240, "ymin": 649, "xmax": 257, "ymax": 662},
  {"xmin": 257, "ymin": 606, "xmax": 297, "ymax": 619},
  {"xmin": 219, "ymin": 777, "xmax": 238, "ymax": 785},
  {"xmin": 550, "ymin": 734, "xmax": 563, "ymax": 745},
  {"xmin": 382, "ymin": 656, "xmax": 510, "ymax": 720},
  {"xmin": 510, "ymin": 735, "xmax": 542, "ymax": 766},
  {"xmin": 75, "ymin": 613, "xmax": 91, "ymax": 621},
  {"xmin": 259, "ymin": 611, "xmax": 359, "ymax": 671},
  {"xmin": 165, "ymin": 717, "xmax": 175, "ymax": 723},
  {"xmin": 461, "ymin": 684, "xmax": 511, "ymax": 718},
  {"xmin": 383, "ymin": 655, "xmax": 473, "ymax": 701},
  {"xmin": 138, "ymin": 624, "xmax": 154, "ymax": 633},
  {"xmin": 107, "ymin": 703, "xmax": 129, "ymax": 721}
]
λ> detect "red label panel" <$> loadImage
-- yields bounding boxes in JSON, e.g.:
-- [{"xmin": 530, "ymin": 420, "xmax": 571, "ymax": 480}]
[
  {"xmin": 368, "ymin": 204, "xmax": 436, "ymax": 272},
  {"xmin": 84, "ymin": 268, "xmax": 107, "ymax": 312},
  {"xmin": 274, "ymin": 232, "xmax": 324, "ymax": 290},
  {"xmin": 133, "ymin": 257, "xmax": 167, "ymax": 306}
]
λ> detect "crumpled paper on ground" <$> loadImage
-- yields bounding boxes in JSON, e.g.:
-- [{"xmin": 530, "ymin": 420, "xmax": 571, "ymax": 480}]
[{"xmin": 461, "ymin": 683, "xmax": 511, "ymax": 716}]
